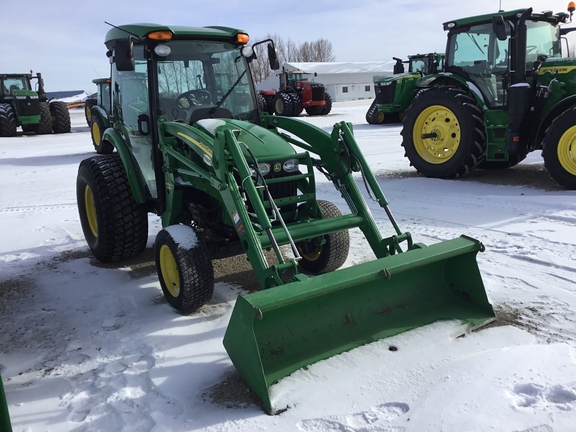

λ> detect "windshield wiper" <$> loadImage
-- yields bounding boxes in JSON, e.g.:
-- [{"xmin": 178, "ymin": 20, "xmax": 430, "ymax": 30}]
[{"xmin": 209, "ymin": 70, "xmax": 247, "ymax": 115}]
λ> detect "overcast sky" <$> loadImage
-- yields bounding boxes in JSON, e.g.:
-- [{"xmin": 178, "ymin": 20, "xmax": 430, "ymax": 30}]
[{"xmin": 2, "ymin": 0, "xmax": 573, "ymax": 93}]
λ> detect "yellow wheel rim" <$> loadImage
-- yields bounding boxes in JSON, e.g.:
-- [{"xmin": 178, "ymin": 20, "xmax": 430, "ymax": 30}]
[
  {"xmin": 159, "ymin": 245, "xmax": 180, "ymax": 297},
  {"xmin": 84, "ymin": 185, "xmax": 98, "ymax": 238},
  {"xmin": 299, "ymin": 244, "xmax": 323, "ymax": 262},
  {"xmin": 558, "ymin": 125, "xmax": 576, "ymax": 176},
  {"xmin": 376, "ymin": 111, "xmax": 386, "ymax": 124},
  {"xmin": 413, "ymin": 105, "xmax": 461, "ymax": 164},
  {"xmin": 92, "ymin": 122, "xmax": 101, "ymax": 146}
]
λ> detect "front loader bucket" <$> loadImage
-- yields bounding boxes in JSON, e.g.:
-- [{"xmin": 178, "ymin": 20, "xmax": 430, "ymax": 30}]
[{"xmin": 223, "ymin": 235, "xmax": 494, "ymax": 413}]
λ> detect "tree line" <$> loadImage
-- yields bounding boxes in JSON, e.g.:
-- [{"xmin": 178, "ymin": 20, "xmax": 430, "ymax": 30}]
[{"xmin": 251, "ymin": 34, "xmax": 335, "ymax": 83}]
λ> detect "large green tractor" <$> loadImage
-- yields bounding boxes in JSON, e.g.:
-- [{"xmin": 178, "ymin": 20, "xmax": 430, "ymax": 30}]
[
  {"xmin": 366, "ymin": 53, "xmax": 444, "ymax": 124},
  {"xmin": 86, "ymin": 77, "xmax": 112, "ymax": 153},
  {"xmin": 76, "ymin": 23, "xmax": 494, "ymax": 413},
  {"xmin": 0, "ymin": 72, "xmax": 70, "ymax": 137},
  {"xmin": 400, "ymin": 7, "xmax": 576, "ymax": 189}
]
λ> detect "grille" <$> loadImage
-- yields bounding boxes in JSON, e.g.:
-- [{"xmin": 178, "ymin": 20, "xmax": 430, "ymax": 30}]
[
  {"xmin": 375, "ymin": 81, "xmax": 397, "ymax": 104},
  {"xmin": 310, "ymin": 83, "xmax": 325, "ymax": 102},
  {"xmin": 15, "ymin": 98, "xmax": 39, "ymax": 116}
]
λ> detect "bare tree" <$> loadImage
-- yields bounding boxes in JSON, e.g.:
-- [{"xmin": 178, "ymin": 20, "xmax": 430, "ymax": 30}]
[{"xmin": 251, "ymin": 34, "xmax": 335, "ymax": 83}]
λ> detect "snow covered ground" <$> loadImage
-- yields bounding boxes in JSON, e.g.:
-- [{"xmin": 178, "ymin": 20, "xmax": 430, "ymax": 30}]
[{"xmin": 1, "ymin": 100, "xmax": 575, "ymax": 431}]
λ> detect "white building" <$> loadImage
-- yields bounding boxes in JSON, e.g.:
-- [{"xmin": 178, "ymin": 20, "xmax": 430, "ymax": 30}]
[{"xmin": 256, "ymin": 62, "xmax": 394, "ymax": 102}]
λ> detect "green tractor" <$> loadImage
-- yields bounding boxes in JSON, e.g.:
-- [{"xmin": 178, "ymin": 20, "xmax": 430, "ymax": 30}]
[
  {"xmin": 400, "ymin": 6, "xmax": 576, "ymax": 189},
  {"xmin": 0, "ymin": 72, "xmax": 70, "ymax": 137},
  {"xmin": 85, "ymin": 77, "xmax": 112, "ymax": 154},
  {"xmin": 366, "ymin": 53, "xmax": 444, "ymax": 125},
  {"xmin": 76, "ymin": 23, "xmax": 494, "ymax": 413}
]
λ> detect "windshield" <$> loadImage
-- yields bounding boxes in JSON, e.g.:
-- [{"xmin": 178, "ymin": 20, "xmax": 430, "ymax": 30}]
[
  {"xmin": 410, "ymin": 58, "xmax": 428, "ymax": 74},
  {"xmin": 155, "ymin": 40, "xmax": 258, "ymax": 123},
  {"xmin": 1, "ymin": 76, "xmax": 30, "ymax": 96}
]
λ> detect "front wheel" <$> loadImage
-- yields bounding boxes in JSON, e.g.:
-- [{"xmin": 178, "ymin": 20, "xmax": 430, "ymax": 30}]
[
  {"xmin": 76, "ymin": 154, "xmax": 148, "ymax": 262},
  {"xmin": 296, "ymin": 200, "xmax": 349, "ymax": 274},
  {"xmin": 320, "ymin": 92, "xmax": 332, "ymax": 115},
  {"xmin": 542, "ymin": 108, "xmax": 576, "ymax": 189},
  {"xmin": 90, "ymin": 113, "xmax": 113, "ymax": 154},
  {"xmin": 0, "ymin": 103, "xmax": 17, "ymax": 137},
  {"xmin": 366, "ymin": 100, "xmax": 385, "ymax": 124},
  {"xmin": 400, "ymin": 88, "xmax": 486, "ymax": 178},
  {"xmin": 154, "ymin": 225, "xmax": 214, "ymax": 314}
]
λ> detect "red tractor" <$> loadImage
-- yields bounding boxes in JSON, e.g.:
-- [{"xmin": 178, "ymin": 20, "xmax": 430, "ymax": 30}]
[{"xmin": 259, "ymin": 69, "xmax": 332, "ymax": 117}]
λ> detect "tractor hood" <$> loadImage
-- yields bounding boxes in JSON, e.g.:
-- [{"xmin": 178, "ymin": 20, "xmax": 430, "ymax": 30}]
[{"xmin": 162, "ymin": 118, "xmax": 297, "ymax": 162}]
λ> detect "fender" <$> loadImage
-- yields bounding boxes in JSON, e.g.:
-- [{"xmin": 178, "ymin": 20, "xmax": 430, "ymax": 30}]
[
  {"xmin": 536, "ymin": 95, "xmax": 576, "ymax": 147},
  {"xmin": 91, "ymin": 105, "xmax": 110, "ymax": 129},
  {"xmin": 415, "ymin": 73, "xmax": 487, "ymax": 109},
  {"xmin": 101, "ymin": 128, "xmax": 147, "ymax": 203}
]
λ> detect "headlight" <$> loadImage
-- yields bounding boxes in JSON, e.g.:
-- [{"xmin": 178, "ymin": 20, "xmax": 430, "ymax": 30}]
[
  {"xmin": 283, "ymin": 159, "xmax": 299, "ymax": 172},
  {"xmin": 251, "ymin": 163, "xmax": 271, "ymax": 177}
]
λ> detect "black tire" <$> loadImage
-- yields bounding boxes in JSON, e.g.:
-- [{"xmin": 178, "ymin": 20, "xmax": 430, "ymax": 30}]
[
  {"xmin": 0, "ymin": 103, "xmax": 17, "ymax": 137},
  {"xmin": 296, "ymin": 200, "xmax": 349, "ymax": 274},
  {"xmin": 154, "ymin": 226, "xmax": 214, "ymax": 314},
  {"xmin": 274, "ymin": 92, "xmax": 293, "ymax": 116},
  {"xmin": 257, "ymin": 93, "xmax": 267, "ymax": 113},
  {"xmin": 366, "ymin": 100, "xmax": 385, "ymax": 124},
  {"xmin": 264, "ymin": 95, "xmax": 275, "ymax": 115},
  {"xmin": 305, "ymin": 105, "xmax": 324, "ymax": 116},
  {"xmin": 290, "ymin": 93, "xmax": 303, "ymax": 116},
  {"xmin": 85, "ymin": 100, "xmax": 97, "ymax": 125},
  {"xmin": 320, "ymin": 92, "xmax": 332, "ymax": 115},
  {"xmin": 50, "ymin": 101, "xmax": 71, "ymax": 133},
  {"xmin": 37, "ymin": 102, "xmax": 53, "ymax": 134},
  {"xmin": 400, "ymin": 87, "xmax": 486, "ymax": 178},
  {"xmin": 542, "ymin": 107, "xmax": 576, "ymax": 189},
  {"xmin": 90, "ymin": 113, "xmax": 114, "ymax": 154},
  {"xmin": 76, "ymin": 154, "xmax": 148, "ymax": 262}
]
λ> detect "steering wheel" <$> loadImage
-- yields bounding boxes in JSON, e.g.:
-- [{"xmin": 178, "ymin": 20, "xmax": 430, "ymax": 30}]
[
  {"xmin": 526, "ymin": 45, "xmax": 538, "ymax": 55},
  {"xmin": 175, "ymin": 90, "xmax": 212, "ymax": 109}
]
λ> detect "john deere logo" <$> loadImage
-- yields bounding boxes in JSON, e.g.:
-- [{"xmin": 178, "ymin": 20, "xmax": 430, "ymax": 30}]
[{"xmin": 273, "ymin": 163, "xmax": 282, "ymax": 173}]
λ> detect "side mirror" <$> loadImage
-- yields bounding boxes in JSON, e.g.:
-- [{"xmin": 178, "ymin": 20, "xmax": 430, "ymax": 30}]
[
  {"xmin": 267, "ymin": 43, "xmax": 280, "ymax": 70},
  {"xmin": 492, "ymin": 15, "xmax": 507, "ymax": 41},
  {"xmin": 115, "ymin": 38, "xmax": 135, "ymax": 72}
]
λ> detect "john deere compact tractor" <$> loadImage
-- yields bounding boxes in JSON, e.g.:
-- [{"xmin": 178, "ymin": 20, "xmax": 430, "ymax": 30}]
[
  {"xmin": 85, "ymin": 77, "xmax": 112, "ymax": 153},
  {"xmin": 400, "ymin": 6, "xmax": 576, "ymax": 189},
  {"xmin": 0, "ymin": 72, "xmax": 70, "ymax": 137},
  {"xmin": 366, "ymin": 53, "xmax": 444, "ymax": 124},
  {"xmin": 76, "ymin": 23, "xmax": 494, "ymax": 413}
]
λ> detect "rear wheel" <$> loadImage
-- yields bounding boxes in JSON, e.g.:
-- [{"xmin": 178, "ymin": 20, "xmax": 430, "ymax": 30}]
[
  {"xmin": 0, "ymin": 103, "xmax": 17, "ymax": 137},
  {"xmin": 90, "ymin": 113, "xmax": 114, "ymax": 154},
  {"xmin": 84, "ymin": 100, "xmax": 96, "ymax": 125},
  {"xmin": 154, "ymin": 225, "xmax": 214, "ymax": 314},
  {"xmin": 296, "ymin": 200, "xmax": 349, "ymax": 274},
  {"xmin": 542, "ymin": 108, "xmax": 576, "ymax": 189},
  {"xmin": 76, "ymin": 154, "xmax": 148, "ymax": 262},
  {"xmin": 50, "ymin": 101, "xmax": 71, "ymax": 133},
  {"xmin": 274, "ymin": 92, "xmax": 293, "ymax": 116},
  {"xmin": 401, "ymin": 88, "xmax": 486, "ymax": 178}
]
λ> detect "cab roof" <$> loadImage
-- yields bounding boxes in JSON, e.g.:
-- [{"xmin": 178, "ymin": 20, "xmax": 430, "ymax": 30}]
[
  {"xmin": 104, "ymin": 23, "xmax": 247, "ymax": 49},
  {"xmin": 442, "ymin": 8, "xmax": 568, "ymax": 31}
]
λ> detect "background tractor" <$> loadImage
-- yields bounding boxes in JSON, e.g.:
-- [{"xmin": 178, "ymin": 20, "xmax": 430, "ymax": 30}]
[
  {"xmin": 85, "ymin": 77, "xmax": 112, "ymax": 153},
  {"xmin": 259, "ymin": 68, "xmax": 332, "ymax": 116},
  {"xmin": 400, "ymin": 6, "xmax": 576, "ymax": 189},
  {"xmin": 76, "ymin": 23, "xmax": 494, "ymax": 413},
  {"xmin": 366, "ymin": 53, "xmax": 444, "ymax": 124},
  {"xmin": 0, "ymin": 72, "xmax": 70, "ymax": 137}
]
